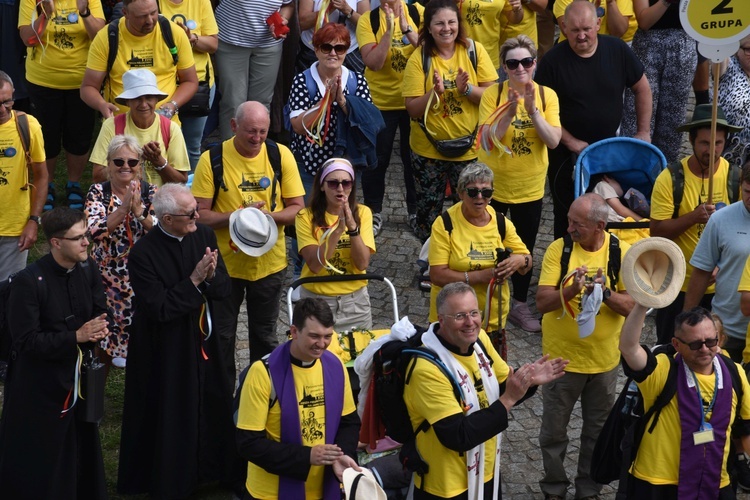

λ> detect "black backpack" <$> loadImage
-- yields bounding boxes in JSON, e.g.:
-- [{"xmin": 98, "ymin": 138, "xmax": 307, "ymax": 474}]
[
  {"xmin": 100, "ymin": 180, "xmax": 153, "ymax": 212},
  {"xmin": 208, "ymin": 140, "xmax": 282, "ymax": 210},
  {"xmin": 559, "ymin": 232, "xmax": 621, "ymax": 291},
  {"xmin": 369, "ymin": 4, "xmax": 420, "ymax": 35},
  {"xmin": 667, "ymin": 159, "xmax": 741, "ymax": 218},
  {"xmin": 371, "ymin": 329, "xmax": 491, "ymax": 477},
  {"xmin": 591, "ymin": 345, "xmax": 744, "ymax": 495}
]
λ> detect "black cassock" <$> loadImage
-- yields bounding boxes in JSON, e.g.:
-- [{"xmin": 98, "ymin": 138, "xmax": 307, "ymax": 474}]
[
  {"xmin": 117, "ymin": 223, "xmax": 234, "ymax": 498},
  {"xmin": 0, "ymin": 254, "xmax": 108, "ymax": 499}
]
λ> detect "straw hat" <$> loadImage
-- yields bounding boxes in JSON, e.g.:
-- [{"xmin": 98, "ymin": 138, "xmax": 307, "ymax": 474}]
[
  {"xmin": 342, "ymin": 467, "xmax": 387, "ymax": 500},
  {"xmin": 621, "ymin": 237, "xmax": 686, "ymax": 309},
  {"xmin": 228, "ymin": 207, "xmax": 278, "ymax": 257},
  {"xmin": 676, "ymin": 104, "xmax": 743, "ymax": 133},
  {"xmin": 115, "ymin": 69, "xmax": 168, "ymax": 105}
]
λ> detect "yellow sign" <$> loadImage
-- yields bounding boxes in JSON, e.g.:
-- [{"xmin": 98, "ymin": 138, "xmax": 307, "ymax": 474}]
[{"xmin": 681, "ymin": 0, "xmax": 750, "ymax": 43}]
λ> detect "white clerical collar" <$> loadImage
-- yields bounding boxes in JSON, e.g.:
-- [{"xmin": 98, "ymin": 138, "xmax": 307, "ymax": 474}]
[{"xmin": 159, "ymin": 224, "xmax": 184, "ymax": 242}]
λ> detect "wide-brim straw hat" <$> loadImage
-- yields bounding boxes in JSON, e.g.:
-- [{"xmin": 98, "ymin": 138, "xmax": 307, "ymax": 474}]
[
  {"xmin": 342, "ymin": 467, "xmax": 387, "ymax": 500},
  {"xmin": 228, "ymin": 207, "xmax": 278, "ymax": 257},
  {"xmin": 621, "ymin": 237, "xmax": 686, "ymax": 309}
]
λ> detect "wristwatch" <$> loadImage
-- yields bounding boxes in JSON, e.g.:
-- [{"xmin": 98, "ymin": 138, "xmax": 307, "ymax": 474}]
[
  {"xmin": 346, "ymin": 226, "xmax": 360, "ymax": 236},
  {"xmin": 403, "ymin": 25, "xmax": 413, "ymax": 34},
  {"xmin": 602, "ymin": 287, "xmax": 612, "ymax": 302},
  {"xmin": 28, "ymin": 215, "xmax": 41, "ymax": 225}
]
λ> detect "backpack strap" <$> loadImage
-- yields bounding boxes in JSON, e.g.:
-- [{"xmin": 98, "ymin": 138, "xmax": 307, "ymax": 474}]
[
  {"xmin": 667, "ymin": 160, "xmax": 685, "ymax": 220},
  {"xmin": 467, "ymin": 38, "xmax": 477, "ymax": 73},
  {"xmin": 607, "ymin": 232, "xmax": 621, "ymax": 292},
  {"xmin": 644, "ymin": 357, "xmax": 679, "ymax": 435},
  {"xmin": 157, "ymin": 15, "xmax": 178, "ymax": 65},
  {"xmin": 372, "ymin": 4, "xmax": 420, "ymax": 36},
  {"xmin": 440, "ymin": 211, "xmax": 453, "ymax": 235},
  {"xmin": 423, "ymin": 38, "xmax": 477, "ymax": 78},
  {"xmin": 114, "ymin": 113, "xmax": 127, "ymax": 135},
  {"xmin": 559, "ymin": 234, "xmax": 573, "ymax": 287},
  {"xmin": 106, "ymin": 22, "xmax": 119, "ymax": 79},
  {"xmin": 539, "ymin": 84, "xmax": 546, "ymax": 112},
  {"xmin": 497, "ymin": 212, "xmax": 506, "ymax": 241},
  {"xmin": 13, "ymin": 111, "xmax": 32, "ymax": 169},
  {"xmin": 101, "ymin": 181, "xmax": 113, "ymax": 207},
  {"xmin": 728, "ymin": 163, "xmax": 741, "ymax": 205},
  {"xmin": 209, "ymin": 143, "xmax": 225, "ymax": 209},
  {"xmin": 266, "ymin": 139, "xmax": 282, "ymax": 212},
  {"xmin": 158, "ymin": 114, "xmax": 171, "ymax": 151}
]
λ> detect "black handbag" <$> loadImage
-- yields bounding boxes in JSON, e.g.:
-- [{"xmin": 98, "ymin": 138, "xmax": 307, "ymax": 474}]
[
  {"xmin": 180, "ymin": 64, "xmax": 211, "ymax": 118},
  {"xmin": 419, "ymin": 121, "xmax": 478, "ymax": 158},
  {"xmin": 78, "ymin": 350, "xmax": 105, "ymax": 423}
]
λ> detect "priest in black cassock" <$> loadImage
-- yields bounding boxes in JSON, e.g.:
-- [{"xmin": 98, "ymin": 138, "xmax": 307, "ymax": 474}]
[{"xmin": 117, "ymin": 183, "xmax": 234, "ymax": 498}]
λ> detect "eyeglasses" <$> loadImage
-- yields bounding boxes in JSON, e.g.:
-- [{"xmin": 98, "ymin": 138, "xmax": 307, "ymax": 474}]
[
  {"xmin": 504, "ymin": 57, "xmax": 535, "ymax": 70},
  {"xmin": 466, "ymin": 187, "xmax": 494, "ymax": 199},
  {"xmin": 442, "ymin": 309, "xmax": 482, "ymax": 322},
  {"xmin": 1, "ymin": 99, "xmax": 14, "ymax": 109},
  {"xmin": 166, "ymin": 208, "xmax": 198, "ymax": 220},
  {"xmin": 112, "ymin": 158, "xmax": 140, "ymax": 168},
  {"xmin": 741, "ymin": 46, "xmax": 750, "ymax": 56},
  {"xmin": 325, "ymin": 179, "xmax": 353, "ymax": 190},
  {"xmin": 318, "ymin": 43, "xmax": 349, "ymax": 55},
  {"xmin": 674, "ymin": 336, "xmax": 719, "ymax": 351},
  {"xmin": 56, "ymin": 231, "xmax": 92, "ymax": 242}
]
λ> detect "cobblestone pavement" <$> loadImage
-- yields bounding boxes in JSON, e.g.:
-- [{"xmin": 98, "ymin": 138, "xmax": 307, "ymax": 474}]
[{"xmin": 232, "ymin": 103, "xmax": 750, "ymax": 499}]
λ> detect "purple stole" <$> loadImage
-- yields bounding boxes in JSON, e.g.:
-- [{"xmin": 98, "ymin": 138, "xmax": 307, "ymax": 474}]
[
  {"xmin": 677, "ymin": 354, "xmax": 732, "ymax": 499},
  {"xmin": 267, "ymin": 341, "xmax": 345, "ymax": 500}
]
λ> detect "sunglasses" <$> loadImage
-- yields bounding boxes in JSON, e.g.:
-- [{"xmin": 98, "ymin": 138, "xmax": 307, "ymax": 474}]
[
  {"xmin": 674, "ymin": 336, "xmax": 719, "ymax": 351},
  {"xmin": 325, "ymin": 179, "xmax": 353, "ymax": 190},
  {"xmin": 466, "ymin": 187, "xmax": 493, "ymax": 199},
  {"xmin": 167, "ymin": 208, "xmax": 198, "ymax": 220},
  {"xmin": 504, "ymin": 57, "xmax": 535, "ymax": 70},
  {"xmin": 318, "ymin": 43, "xmax": 349, "ymax": 55},
  {"xmin": 56, "ymin": 230, "xmax": 92, "ymax": 242},
  {"xmin": 112, "ymin": 158, "xmax": 140, "ymax": 168}
]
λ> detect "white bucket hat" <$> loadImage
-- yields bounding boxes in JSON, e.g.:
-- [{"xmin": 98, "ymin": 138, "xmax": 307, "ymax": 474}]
[
  {"xmin": 342, "ymin": 467, "xmax": 387, "ymax": 500},
  {"xmin": 622, "ymin": 237, "xmax": 686, "ymax": 309},
  {"xmin": 228, "ymin": 207, "xmax": 278, "ymax": 257},
  {"xmin": 115, "ymin": 69, "xmax": 168, "ymax": 105}
]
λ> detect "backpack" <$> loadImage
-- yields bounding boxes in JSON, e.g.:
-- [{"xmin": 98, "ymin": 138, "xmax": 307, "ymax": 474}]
[
  {"xmin": 668, "ymin": 159, "xmax": 741, "ymax": 219},
  {"xmin": 369, "ymin": 4, "xmax": 420, "ymax": 35},
  {"xmin": 114, "ymin": 113, "xmax": 172, "ymax": 152},
  {"xmin": 282, "ymin": 69, "xmax": 358, "ymax": 133},
  {"xmin": 591, "ymin": 345, "xmax": 744, "ymax": 494},
  {"xmin": 99, "ymin": 179, "xmax": 153, "ymax": 212},
  {"xmin": 371, "ymin": 330, "xmax": 492, "ymax": 477},
  {"xmin": 559, "ymin": 232, "xmax": 621, "ymax": 291},
  {"xmin": 441, "ymin": 210, "xmax": 506, "ymax": 241}
]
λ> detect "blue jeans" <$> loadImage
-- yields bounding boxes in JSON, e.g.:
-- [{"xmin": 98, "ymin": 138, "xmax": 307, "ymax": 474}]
[{"xmin": 180, "ymin": 84, "xmax": 216, "ymax": 172}]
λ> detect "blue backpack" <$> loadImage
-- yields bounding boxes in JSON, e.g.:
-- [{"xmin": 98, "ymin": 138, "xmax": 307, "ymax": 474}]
[{"xmin": 282, "ymin": 69, "xmax": 357, "ymax": 132}]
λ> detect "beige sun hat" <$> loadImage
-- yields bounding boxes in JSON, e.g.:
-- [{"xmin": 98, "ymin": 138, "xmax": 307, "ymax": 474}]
[
  {"xmin": 621, "ymin": 237, "xmax": 686, "ymax": 309},
  {"xmin": 228, "ymin": 207, "xmax": 278, "ymax": 257},
  {"xmin": 342, "ymin": 467, "xmax": 387, "ymax": 500}
]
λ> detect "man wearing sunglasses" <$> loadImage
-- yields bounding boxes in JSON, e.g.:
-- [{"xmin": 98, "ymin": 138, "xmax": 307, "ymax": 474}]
[{"xmin": 618, "ymin": 304, "xmax": 750, "ymax": 498}]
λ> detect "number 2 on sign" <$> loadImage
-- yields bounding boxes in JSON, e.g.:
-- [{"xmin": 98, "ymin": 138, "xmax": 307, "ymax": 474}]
[{"xmin": 712, "ymin": 0, "xmax": 733, "ymax": 15}]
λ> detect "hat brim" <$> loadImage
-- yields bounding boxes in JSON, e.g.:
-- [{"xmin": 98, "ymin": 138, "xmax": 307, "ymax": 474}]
[
  {"xmin": 228, "ymin": 208, "xmax": 278, "ymax": 257},
  {"xmin": 622, "ymin": 237, "xmax": 686, "ymax": 309},
  {"xmin": 676, "ymin": 118, "xmax": 743, "ymax": 133},
  {"xmin": 342, "ymin": 468, "xmax": 387, "ymax": 500},
  {"xmin": 115, "ymin": 86, "xmax": 169, "ymax": 105}
]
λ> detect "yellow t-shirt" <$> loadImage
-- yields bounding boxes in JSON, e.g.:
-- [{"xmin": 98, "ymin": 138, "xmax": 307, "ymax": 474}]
[
  {"xmin": 460, "ymin": 0, "xmax": 507, "ymax": 70},
  {"xmin": 632, "ymin": 354, "xmax": 750, "ymax": 486},
  {"xmin": 477, "ymin": 81, "xmax": 560, "ymax": 204},
  {"xmin": 192, "ymin": 140, "xmax": 305, "ymax": 281},
  {"xmin": 650, "ymin": 157, "xmax": 731, "ymax": 293},
  {"xmin": 89, "ymin": 113, "xmax": 190, "ymax": 186},
  {"xmin": 159, "ymin": 0, "xmax": 218, "ymax": 85},
  {"xmin": 296, "ymin": 206, "xmax": 376, "ymax": 295},
  {"xmin": 737, "ymin": 256, "xmax": 750, "ymax": 363},
  {"xmin": 0, "ymin": 112, "xmax": 46, "ymax": 236},
  {"xmin": 356, "ymin": 2, "xmax": 423, "ymax": 110},
  {"xmin": 402, "ymin": 42, "xmax": 497, "ymax": 162},
  {"xmin": 86, "ymin": 17, "xmax": 196, "ymax": 115},
  {"xmin": 498, "ymin": 4, "xmax": 538, "ymax": 50},
  {"xmin": 554, "ymin": 0, "xmax": 635, "ymax": 43},
  {"xmin": 236, "ymin": 353, "xmax": 356, "ymax": 499},
  {"xmin": 404, "ymin": 330, "xmax": 509, "ymax": 497},
  {"xmin": 539, "ymin": 233, "xmax": 631, "ymax": 373},
  {"xmin": 427, "ymin": 203, "xmax": 528, "ymax": 331},
  {"xmin": 19, "ymin": 0, "xmax": 105, "ymax": 89}
]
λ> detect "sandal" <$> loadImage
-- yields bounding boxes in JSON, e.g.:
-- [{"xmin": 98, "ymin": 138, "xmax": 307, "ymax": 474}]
[
  {"xmin": 418, "ymin": 269, "xmax": 431, "ymax": 292},
  {"xmin": 66, "ymin": 181, "xmax": 84, "ymax": 210},
  {"xmin": 44, "ymin": 183, "xmax": 55, "ymax": 212}
]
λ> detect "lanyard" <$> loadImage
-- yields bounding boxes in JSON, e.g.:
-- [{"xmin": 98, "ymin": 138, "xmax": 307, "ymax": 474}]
[{"xmin": 690, "ymin": 367, "xmax": 718, "ymax": 430}]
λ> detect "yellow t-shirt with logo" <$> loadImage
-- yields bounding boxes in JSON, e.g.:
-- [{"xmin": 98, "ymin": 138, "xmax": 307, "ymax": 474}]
[
  {"xmin": 296, "ymin": 206, "xmax": 376, "ymax": 295},
  {"xmin": 159, "ymin": 0, "xmax": 218, "ymax": 85},
  {"xmin": 236, "ymin": 353, "xmax": 356, "ymax": 499},
  {"xmin": 356, "ymin": 2, "xmax": 423, "ymax": 110},
  {"xmin": 86, "ymin": 17, "xmax": 195, "ymax": 115},
  {"xmin": 650, "ymin": 157, "xmax": 731, "ymax": 293},
  {"xmin": 19, "ymin": 0, "xmax": 105, "ymax": 89},
  {"xmin": 404, "ymin": 329, "xmax": 509, "ymax": 497},
  {"xmin": 0, "ymin": 112, "xmax": 45, "ymax": 236},
  {"xmin": 737, "ymin": 257, "xmax": 750, "ymax": 363},
  {"xmin": 478, "ymin": 81, "xmax": 560, "ymax": 203},
  {"xmin": 539, "ymin": 233, "xmax": 630, "ymax": 373},
  {"xmin": 403, "ymin": 42, "xmax": 497, "ymax": 161},
  {"xmin": 192, "ymin": 140, "xmax": 305, "ymax": 281},
  {"xmin": 428, "ymin": 203, "xmax": 528, "ymax": 331},
  {"xmin": 89, "ymin": 113, "xmax": 190, "ymax": 186},
  {"xmin": 498, "ymin": 4, "xmax": 538, "ymax": 50},
  {"xmin": 632, "ymin": 353, "xmax": 750, "ymax": 486},
  {"xmin": 554, "ymin": 0, "xmax": 635, "ymax": 43},
  {"xmin": 460, "ymin": 0, "xmax": 508, "ymax": 70}
]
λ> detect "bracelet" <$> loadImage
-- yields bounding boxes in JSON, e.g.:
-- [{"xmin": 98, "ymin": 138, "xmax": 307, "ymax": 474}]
[
  {"xmin": 345, "ymin": 8, "xmax": 353, "ymax": 19},
  {"xmin": 154, "ymin": 159, "xmax": 168, "ymax": 171},
  {"xmin": 80, "ymin": 8, "xmax": 91, "ymax": 17},
  {"xmin": 346, "ymin": 226, "xmax": 360, "ymax": 236},
  {"xmin": 464, "ymin": 271, "xmax": 470, "ymax": 284},
  {"xmin": 462, "ymin": 83, "xmax": 472, "ymax": 97},
  {"xmin": 530, "ymin": 108, "xmax": 540, "ymax": 117},
  {"xmin": 169, "ymin": 100, "xmax": 179, "ymax": 114}
]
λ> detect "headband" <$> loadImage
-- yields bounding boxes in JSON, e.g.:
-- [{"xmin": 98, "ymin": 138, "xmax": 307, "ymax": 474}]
[{"xmin": 319, "ymin": 159, "xmax": 355, "ymax": 186}]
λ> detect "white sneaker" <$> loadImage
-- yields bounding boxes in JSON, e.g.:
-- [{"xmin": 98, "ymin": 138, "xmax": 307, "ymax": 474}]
[
  {"xmin": 372, "ymin": 212, "xmax": 383, "ymax": 237},
  {"xmin": 112, "ymin": 357, "xmax": 127, "ymax": 368}
]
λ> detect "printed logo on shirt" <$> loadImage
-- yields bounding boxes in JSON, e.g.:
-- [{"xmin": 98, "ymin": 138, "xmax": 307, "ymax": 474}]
[
  {"xmin": 390, "ymin": 47, "xmax": 408, "ymax": 73},
  {"xmin": 465, "ymin": 241, "xmax": 495, "ymax": 262},
  {"xmin": 0, "ymin": 168, "xmax": 10, "ymax": 186},
  {"xmin": 53, "ymin": 27, "xmax": 75, "ymax": 50},
  {"xmin": 128, "ymin": 48, "xmax": 155, "ymax": 68},
  {"xmin": 465, "ymin": 2, "xmax": 483, "ymax": 26},
  {"xmin": 300, "ymin": 408, "xmax": 326, "ymax": 444}
]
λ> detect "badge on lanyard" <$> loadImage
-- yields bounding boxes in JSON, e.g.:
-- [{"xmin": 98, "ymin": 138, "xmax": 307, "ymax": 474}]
[{"xmin": 694, "ymin": 422, "xmax": 714, "ymax": 445}]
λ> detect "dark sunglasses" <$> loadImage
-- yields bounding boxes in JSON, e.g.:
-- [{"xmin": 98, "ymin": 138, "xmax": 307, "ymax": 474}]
[
  {"xmin": 674, "ymin": 336, "xmax": 719, "ymax": 351},
  {"xmin": 325, "ymin": 179, "xmax": 353, "ymax": 190},
  {"xmin": 504, "ymin": 57, "xmax": 535, "ymax": 70},
  {"xmin": 318, "ymin": 43, "xmax": 349, "ymax": 55},
  {"xmin": 167, "ymin": 208, "xmax": 198, "ymax": 220},
  {"xmin": 466, "ymin": 187, "xmax": 494, "ymax": 199},
  {"xmin": 56, "ymin": 230, "xmax": 92, "ymax": 242},
  {"xmin": 112, "ymin": 158, "xmax": 140, "ymax": 168}
]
